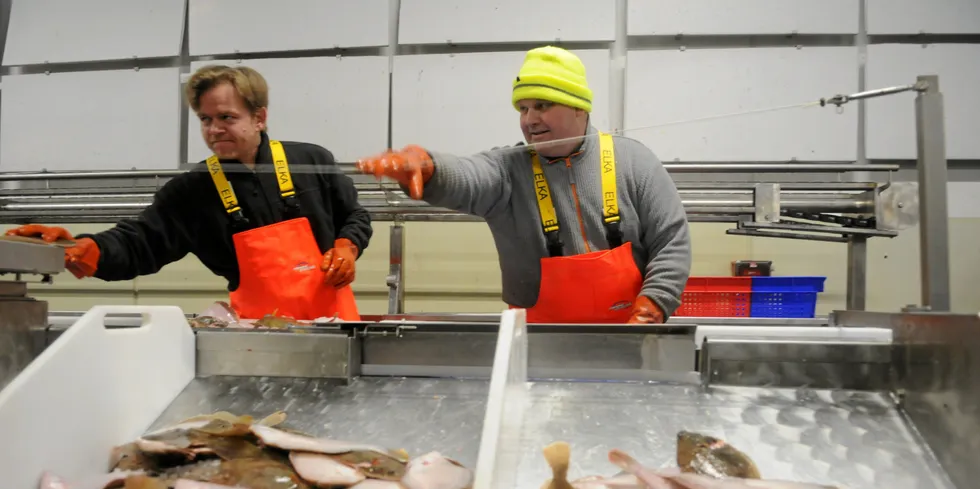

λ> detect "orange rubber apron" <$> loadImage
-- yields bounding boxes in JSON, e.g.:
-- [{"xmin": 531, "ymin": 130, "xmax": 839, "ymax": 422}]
[
  {"xmin": 207, "ymin": 140, "xmax": 361, "ymax": 321},
  {"xmin": 516, "ymin": 131, "xmax": 642, "ymax": 324}
]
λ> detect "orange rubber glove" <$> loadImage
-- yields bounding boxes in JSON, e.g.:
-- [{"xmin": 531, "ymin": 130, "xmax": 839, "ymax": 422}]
[
  {"xmin": 5, "ymin": 224, "xmax": 100, "ymax": 279},
  {"xmin": 627, "ymin": 295, "xmax": 665, "ymax": 324},
  {"xmin": 64, "ymin": 238, "xmax": 100, "ymax": 279},
  {"xmin": 321, "ymin": 238, "xmax": 358, "ymax": 288},
  {"xmin": 355, "ymin": 145, "xmax": 435, "ymax": 200},
  {"xmin": 6, "ymin": 223, "xmax": 73, "ymax": 242}
]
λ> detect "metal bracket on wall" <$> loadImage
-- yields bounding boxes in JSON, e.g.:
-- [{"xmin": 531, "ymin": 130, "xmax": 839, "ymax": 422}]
[
  {"xmin": 754, "ymin": 183, "xmax": 780, "ymax": 223},
  {"xmin": 876, "ymin": 181, "xmax": 920, "ymax": 231}
]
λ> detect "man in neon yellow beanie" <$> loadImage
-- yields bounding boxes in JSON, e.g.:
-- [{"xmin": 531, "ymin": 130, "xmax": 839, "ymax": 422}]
[{"xmin": 356, "ymin": 46, "xmax": 691, "ymax": 324}]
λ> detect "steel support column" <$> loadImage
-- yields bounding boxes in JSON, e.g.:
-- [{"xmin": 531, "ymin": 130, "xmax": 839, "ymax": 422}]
[
  {"xmin": 846, "ymin": 235, "xmax": 868, "ymax": 310},
  {"xmin": 914, "ymin": 75, "xmax": 951, "ymax": 311},
  {"xmin": 386, "ymin": 221, "xmax": 406, "ymax": 314}
]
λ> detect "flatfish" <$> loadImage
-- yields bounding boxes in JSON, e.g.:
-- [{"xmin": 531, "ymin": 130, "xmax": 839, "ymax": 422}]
[
  {"xmin": 156, "ymin": 458, "xmax": 310, "ymax": 489},
  {"xmin": 609, "ymin": 448, "xmax": 841, "ymax": 489},
  {"xmin": 676, "ymin": 431, "xmax": 761, "ymax": 479}
]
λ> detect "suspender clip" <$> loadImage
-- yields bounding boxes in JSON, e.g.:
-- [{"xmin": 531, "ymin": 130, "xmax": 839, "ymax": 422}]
[
  {"xmin": 282, "ymin": 194, "xmax": 301, "ymax": 217},
  {"xmin": 229, "ymin": 209, "xmax": 250, "ymax": 231},
  {"xmin": 604, "ymin": 219, "xmax": 623, "ymax": 249},
  {"xmin": 545, "ymin": 230, "xmax": 564, "ymax": 257}
]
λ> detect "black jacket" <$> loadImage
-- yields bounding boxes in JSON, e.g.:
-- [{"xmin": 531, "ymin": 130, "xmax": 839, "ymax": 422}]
[{"xmin": 78, "ymin": 132, "xmax": 373, "ymax": 291}]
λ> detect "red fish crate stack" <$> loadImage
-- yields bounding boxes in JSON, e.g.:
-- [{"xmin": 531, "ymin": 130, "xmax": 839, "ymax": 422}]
[{"xmin": 672, "ymin": 276, "xmax": 752, "ymax": 317}]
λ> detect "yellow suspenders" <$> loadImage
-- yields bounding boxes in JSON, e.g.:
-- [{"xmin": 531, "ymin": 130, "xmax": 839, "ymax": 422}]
[
  {"xmin": 530, "ymin": 131, "xmax": 622, "ymax": 256},
  {"xmin": 207, "ymin": 140, "xmax": 296, "ymax": 219}
]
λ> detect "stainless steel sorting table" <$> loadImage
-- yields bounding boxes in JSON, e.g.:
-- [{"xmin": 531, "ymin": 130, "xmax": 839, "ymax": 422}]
[
  {"xmin": 511, "ymin": 381, "xmax": 953, "ymax": 489},
  {"xmin": 146, "ymin": 376, "xmax": 490, "ymax": 467},
  {"xmin": 143, "ymin": 374, "xmax": 953, "ymax": 489}
]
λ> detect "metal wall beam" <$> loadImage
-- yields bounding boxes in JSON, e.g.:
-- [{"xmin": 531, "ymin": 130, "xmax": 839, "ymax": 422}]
[
  {"xmin": 608, "ymin": 0, "xmax": 627, "ymax": 133},
  {"xmin": 853, "ymin": 0, "xmax": 870, "ymax": 183}
]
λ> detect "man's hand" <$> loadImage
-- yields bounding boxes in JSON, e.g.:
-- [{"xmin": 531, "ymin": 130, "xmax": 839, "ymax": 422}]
[
  {"xmin": 5, "ymin": 223, "xmax": 73, "ymax": 243},
  {"xmin": 4, "ymin": 225, "xmax": 99, "ymax": 279},
  {"xmin": 355, "ymin": 145, "xmax": 434, "ymax": 200},
  {"xmin": 64, "ymin": 238, "xmax": 100, "ymax": 279},
  {"xmin": 627, "ymin": 295, "xmax": 665, "ymax": 324},
  {"xmin": 321, "ymin": 238, "xmax": 358, "ymax": 288}
]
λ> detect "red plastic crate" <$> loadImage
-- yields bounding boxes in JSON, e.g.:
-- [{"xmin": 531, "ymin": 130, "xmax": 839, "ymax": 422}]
[{"xmin": 673, "ymin": 276, "xmax": 752, "ymax": 317}]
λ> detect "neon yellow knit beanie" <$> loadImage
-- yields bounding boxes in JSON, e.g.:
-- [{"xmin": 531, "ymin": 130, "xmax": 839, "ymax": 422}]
[{"xmin": 512, "ymin": 46, "xmax": 592, "ymax": 113}]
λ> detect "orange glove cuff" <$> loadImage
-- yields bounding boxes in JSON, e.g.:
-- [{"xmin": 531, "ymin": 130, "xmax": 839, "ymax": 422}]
[
  {"xmin": 65, "ymin": 238, "xmax": 100, "ymax": 279},
  {"xmin": 402, "ymin": 145, "xmax": 435, "ymax": 184},
  {"xmin": 335, "ymin": 238, "xmax": 358, "ymax": 257},
  {"xmin": 627, "ymin": 295, "xmax": 665, "ymax": 324}
]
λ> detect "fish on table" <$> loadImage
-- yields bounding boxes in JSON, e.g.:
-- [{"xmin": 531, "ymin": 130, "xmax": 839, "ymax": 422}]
[
  {"xmin": 187, "ymin": 316, "xmax": 230, "ymax": 329},
  {"xmin": 537, "ymin": 431, "xmax": 842, "ymax": 489},
  {"xmin": 41, "ymin": 409, "xmax": 473, "ymax": 489},
  {"xmin": 675, "ymin": 431, "xmax": 760, "ymax": 480},
  {"xmin": 608, "ymin": 448, "xmax": 842, "ymax": 489}
]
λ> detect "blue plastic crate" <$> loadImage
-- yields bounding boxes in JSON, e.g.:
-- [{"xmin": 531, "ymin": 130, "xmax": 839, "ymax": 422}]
[{"xmin": 749, "ymin": 276, "xmax": 826, "ymax": 318}]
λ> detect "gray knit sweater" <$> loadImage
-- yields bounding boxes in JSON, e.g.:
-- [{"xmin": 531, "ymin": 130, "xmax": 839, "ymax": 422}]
[{"xmin": 422, "ymin": 124, "xmax": 692, "ymax": 317}]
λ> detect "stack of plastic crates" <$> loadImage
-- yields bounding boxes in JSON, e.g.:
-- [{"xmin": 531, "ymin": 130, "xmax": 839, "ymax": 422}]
[{"xmin": 673, "ymin": 276, "xmax": 826, "ymax": 318}]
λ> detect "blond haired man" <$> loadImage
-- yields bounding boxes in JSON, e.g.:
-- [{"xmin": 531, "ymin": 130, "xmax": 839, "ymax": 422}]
[
  {"xmin": 7, "ymin": 65, "xmax": 373, "ymax": 321},
  {"xmin": 356, "ymin": 46, "xmax": 691, "ymax": 324}
]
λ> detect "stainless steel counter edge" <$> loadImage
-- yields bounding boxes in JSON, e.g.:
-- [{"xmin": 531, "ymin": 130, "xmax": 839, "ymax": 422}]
[{"xmin": 46, "ymin": 311, "xmax": 830, "ymax": 328}]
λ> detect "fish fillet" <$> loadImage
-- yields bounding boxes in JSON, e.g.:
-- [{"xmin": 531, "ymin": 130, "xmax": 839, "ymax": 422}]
[
  {"xmin": 401, "ymin": 451, "xmax": 473, "ymax": 489},
  {"xmin": 142, "ymin": 419, "xmax": 215, "ymax": 438},
  {"xmin": 37, "ymin": 470, "xmax": 146, "ymax": 489},
  {"xmin": 608, "ymin": 449, "xmax": 840, "ymax": 489},
  {"xmin": 333, "ymin": 450, "xmax": 407, "ymax": 480},
  {"xmin": 654, "ymin": 473, "xmax": 842, "ymax": 489},
  {"xmin": 351, "ymin": 480, "xmax": 406, "ymax": 489},
  {"xmin": 122, "ymin": 475, "xmax": 168, "ymax": 489},
  {"xmin": 289, "ymin": 451, "xmax": 366, "ymax": 486},
  {"xmin": 250, "ymin": 425, "xmax": 401, "ymax": 461},
  {"xmin": 570, "ymin": 474, "xmax": 645, "ymax": 489},
  {"xmin": 174, "ymin": 481, "xmax": 245, "ymax": 489}
]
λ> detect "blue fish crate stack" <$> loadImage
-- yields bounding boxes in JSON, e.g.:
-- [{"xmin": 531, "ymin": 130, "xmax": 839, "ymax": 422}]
[{"xmin": 749, "ymin": 276, "xmax": 827, "ymax": 318}]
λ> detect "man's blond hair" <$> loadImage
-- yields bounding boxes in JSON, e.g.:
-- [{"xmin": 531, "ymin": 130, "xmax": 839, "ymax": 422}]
[{"xmin": 184, "ymin": 64, "xmax": 269, "ymax": 113}]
